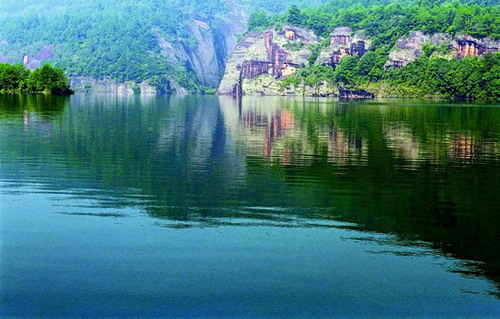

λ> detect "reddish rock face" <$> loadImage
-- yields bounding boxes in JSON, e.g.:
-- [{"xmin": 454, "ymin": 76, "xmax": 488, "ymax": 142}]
[
  {"xmin": 331, "ymin": 35, "xmax": 351, "ymax": 46},
  {"xmin": 329, "ymin": 27, "xmax": 353, "ymax": 46},
  {"xmin": 285, "ymin": 31, "xmax": 296, "ymax": 40},
  {"xmin": 219, "ymin": 26, "xmax": 318, "ymax": 96},
  {"xmin": 351, "ymin": 41, "xmax": 368, "ymax": 57},
  {"xmin": 265, "ymin": 31, "xmax": 289, "ymax": 79},
  {"xmin": 240, "ymin": 31, "xmax": 290, "ymax": 80},
  {"xmin": 242, "ymin": 61, "xmax": 270, "ymax": 78},
  {"xmin": 264, "ymin": 32, "xmax": 274, "ymax": 53},
  {"xmin": 321, "ymin": 27, "xmax": 370, "ymax": 67},
  {"xmin": 387, "ymin": 32, "xmax": 500, "ymax": 68},
  {"xmin": 329, "ymin": 49, "xmax": 348, "ymax": 66},
  {"xmin": 326, "ymin": 44, "xmax": 367, "ymax": 67},
  {"xmin": 271, "ymin": 48, "xmax": 288, "ymax": 78},
  {"xmin": 455, "ymin": 40, "xmax": 482, "ymax": 57}
]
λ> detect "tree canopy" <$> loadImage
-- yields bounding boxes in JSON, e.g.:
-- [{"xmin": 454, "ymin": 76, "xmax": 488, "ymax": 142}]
[{"xmin": 0, "ymin": 63, "xmax": 72, "ymax": 94}]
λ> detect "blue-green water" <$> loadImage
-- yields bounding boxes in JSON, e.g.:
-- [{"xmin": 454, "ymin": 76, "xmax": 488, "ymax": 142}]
[{"xmin": 1, "ymin": 94, "xmax": 499, "ymax": 317}]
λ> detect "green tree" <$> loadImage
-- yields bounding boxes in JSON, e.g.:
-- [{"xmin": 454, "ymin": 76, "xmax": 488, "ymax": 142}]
[
  {"xmin": 287, "ymin": 5, "xmax": 303, "ymax": 25},
  {"xmin": 334, "ymin": 56, "xmax": 360, "ymax": 87},
  {"xmin": 248, "ymin": 10, "xmax": 271, "ymax": 31},
  {"xmin": 26, "ymin": 64, "xmax": 72, "ymax": 94}
]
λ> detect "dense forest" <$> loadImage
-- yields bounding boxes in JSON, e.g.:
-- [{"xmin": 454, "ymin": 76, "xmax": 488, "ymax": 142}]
[
  {"xmin": 0, "ymin": 63, "xmax": 72, "ymax": 94},
  {"xmin": 250, "ymin": 0, "xmax": 500, "ymax": 99}
]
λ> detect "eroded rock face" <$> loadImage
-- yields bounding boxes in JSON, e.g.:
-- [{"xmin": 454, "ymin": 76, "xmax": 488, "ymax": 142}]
[
  {"xmin": 330, "ymin": 26, "xmax": 352, "ymax": 45},
  {"xmin": 156, "ymin": 13, "xmax": 247, "ymax": 88},
  {"xmin": 317, "ymin": 27, "xmax": 371, "ymax": 67},
  {"xmin": 264, "ymin": 31, "xmax": 292, "ymax": 79},
  {"xmin": 241, "ymin": 60, "xmax": 270, "ymax": 79},
  {"xmin": 452, "ymin": 35, "xmax": 500, "ymax": 57},
  {"xmin": 387, "ymin": 31, "xmax": 500, "ymax": 67},
  {"xmin": 218, "ymin": 26, "xmax": 319, "ymax": 96}
]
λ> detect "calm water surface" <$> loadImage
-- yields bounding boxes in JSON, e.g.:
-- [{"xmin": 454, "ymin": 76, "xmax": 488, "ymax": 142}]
[{"xmin": 0, "ymin": 94, "xmax": 499, "ymax": 317}]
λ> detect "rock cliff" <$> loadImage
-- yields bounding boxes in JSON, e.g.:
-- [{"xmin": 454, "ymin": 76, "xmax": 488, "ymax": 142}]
[
  {"xmin": 316, "ymin": 27, "xmax": 371, "ymax": 67},
  {"xmin": 218, "ymin": 26, "xmax": 319, "ymax": 96},
  {"xmin": 157, "ymin": 14, "xmax": 247, "ymax": 88},
  {"xmin": 0, "ymin": 9, "xmax": 247, "ymax": 94},
  {"xmin": 70, "ymin": 77, "xmax": 188, "ymax": 95},
  {"xmin": 387, "ymin": 31, "xmax": 500, "ymax": 67}
]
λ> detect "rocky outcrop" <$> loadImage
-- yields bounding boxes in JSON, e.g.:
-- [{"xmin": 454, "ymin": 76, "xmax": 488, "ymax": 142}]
[
  {"xmin": 263, "ymin": 32, "xmax": 290, "ymax": 79},
  {"xmin": 218, "ymin": 26, "xmax": 319, "ymax": 96},
  {"xmin": 387, "ymin": 31, "xmax": 500, "ymax": 67},
  {"xmin": 338, "ymin": 89, "xmax": 375, "ymax": 99},
  {"xmin": 70, "ymin": 77, "xmax": 135, "ymax": 94},
  {"xmin": 0, "ymin": 6, "xmax": 247, "ymax": 94},
  {"xmin": 317, "ymin": 27, "xmax": 371, "ymax": 67},
  {"xmin": 70, "ymin": 77, "xmax": 187, "ymax": 94},
  {"xmin": 453, "ymin": 35, "xmax": 500, "ymax": 57},
  {"xmin": 20, "ymin": 45, "xmax": 55, "ymax": 70},
  {"xmin": 156, "ymin": 14, "xmax": 247, "ymax": 88}
]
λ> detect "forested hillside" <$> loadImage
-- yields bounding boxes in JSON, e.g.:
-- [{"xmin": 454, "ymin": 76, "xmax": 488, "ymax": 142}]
[
  {"xmin": 1, "ymin": 0, "xmax": 498, "ymax": 97},
  {"xmin": 249, "ymin": 0, "xmax": 500, "ymax": 48},
  {"xmin": 0, "ymin": 0, "xmax": 331, "ymax": 93}
]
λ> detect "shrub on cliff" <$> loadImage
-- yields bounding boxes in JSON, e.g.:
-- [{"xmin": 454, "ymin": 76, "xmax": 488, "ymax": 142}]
[
  {"xmin": 248, "ymin": 10, "xmax": 272, "ymax": 31},
  {"xmin": 287, "ymin": 6, "xmax": 304, "ymax": 25}
]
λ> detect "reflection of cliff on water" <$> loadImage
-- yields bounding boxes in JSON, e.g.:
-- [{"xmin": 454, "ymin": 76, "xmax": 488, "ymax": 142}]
[
  {"xmin": 220, "ymin": 96, "xmax": 369, "ymax": 166},
  {"xmin": 220, "ymin": 97, "xmax": 500, "ymax": 166},
  {"xmin": 220, "ymin": 96, "xmax": 500, "ymax": 290},
  {"xmin": 1, "ymin": 95, "xmax": 499, "ymax": 290}
]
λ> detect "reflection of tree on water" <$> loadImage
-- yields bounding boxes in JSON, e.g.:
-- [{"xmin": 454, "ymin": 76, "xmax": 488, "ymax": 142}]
[
  {"xmin": 0, "ymin": 94, "xmax": 69, "ymax": 136},
  {"xmin": 1, "ymin": 95, "xmax": 499, "ymax": 292},
  {"xmin": 220, "ymin": 97, "xmax": 500, "ymax": 292},
  {"xmin": 0, "ymin": 94, "xmax": 68, "ymax": 117}
]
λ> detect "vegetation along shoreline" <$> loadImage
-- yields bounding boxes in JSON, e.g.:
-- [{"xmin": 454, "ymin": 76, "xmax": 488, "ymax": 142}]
[{"xmin": 0, "ymin": 63, "xmax": 73, "ymax": 95}]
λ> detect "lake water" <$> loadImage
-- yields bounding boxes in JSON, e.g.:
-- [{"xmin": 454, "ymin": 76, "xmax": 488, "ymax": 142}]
[{"xmin": 0, "ymin": 94, "xmax": 499, "ymax": 317}]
